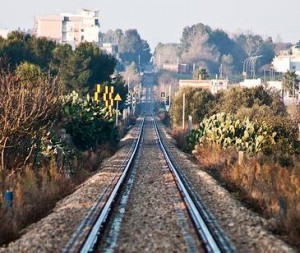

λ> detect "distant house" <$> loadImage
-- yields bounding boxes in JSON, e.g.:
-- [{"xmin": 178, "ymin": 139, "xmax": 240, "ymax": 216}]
[
  {"xmin": 179, "ymin": 79, "xmax": 228, "ymax": 94},
  {"xmin": 161, "ymin": 63, "xmax": 188, "ymax": 73},
  {"xmin": 272, "ymin": 46, "xmax": 300, "ymax": 76},
  {"xmin": 239, "ymin": 78, "xmax": 262, "ymax": 88}
]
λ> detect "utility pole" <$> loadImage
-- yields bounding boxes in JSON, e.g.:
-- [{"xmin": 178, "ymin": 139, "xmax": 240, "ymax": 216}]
[
  {"xmin": 169, "ymin": 85, "xmax": 172, "ymax": 106},
  {"xmin": 182, "ymin": 93, "xmax": 185, "ymax": 129}
]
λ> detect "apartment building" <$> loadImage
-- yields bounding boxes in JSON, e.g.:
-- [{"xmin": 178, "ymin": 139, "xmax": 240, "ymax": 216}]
[
  {"xmin": 34, "ymin": 9, "xmax": 100, "ymax": 48},
  {"xmin": 272, "ymin": 46, "xmax": 300, "ymax": 76}
]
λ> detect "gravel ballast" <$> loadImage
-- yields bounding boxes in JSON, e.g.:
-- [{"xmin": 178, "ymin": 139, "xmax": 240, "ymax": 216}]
[
  {"xmin": 158, "ymin": 121, "xmax": 297, "ymax": 253},
  {"xmin": 100, "ymin": 117, "xmax": 202, "ymax": 252}
]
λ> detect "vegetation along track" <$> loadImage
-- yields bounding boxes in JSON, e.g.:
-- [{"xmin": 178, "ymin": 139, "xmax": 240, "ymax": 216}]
[{"xmin": 63, "ymin": 115, "xmax": 236, "ymax": 253}]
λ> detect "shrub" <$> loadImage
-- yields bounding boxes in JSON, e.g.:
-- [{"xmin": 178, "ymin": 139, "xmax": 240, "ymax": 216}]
[
  {"xmin": 63, "ymin": 91, "xmax": 119, "ymax": 150},
  {"xmin": 170, "ymin": 87, "xmax": 217, "ymax": 126},
  {"xmin": 0, "ymin": 64, "xmax": 62, "ymax": 173},
  {"xmin": 189, "ymin": 112, "xmax": 276, "ymax": 154}
]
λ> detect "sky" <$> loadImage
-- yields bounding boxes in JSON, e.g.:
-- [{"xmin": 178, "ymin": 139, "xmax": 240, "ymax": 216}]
[{"xmin": 0, "ymin": 0, "xmax": 299, "ymax": 51}]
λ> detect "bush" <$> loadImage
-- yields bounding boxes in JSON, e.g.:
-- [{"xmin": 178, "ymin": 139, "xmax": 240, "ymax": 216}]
[
  {"xmin": 189, "ymin": 112, "xmax": 276, "ymax": 154},
  {"xmin": 170, "ymin": 87, "xmax": 217, "ymax": 126},
  {"xmin": 63, "ymin": 91, "xmax": 119, "ymax": 150},
  {"xmin": 0, "ymin": 64, "xmax": 63, "ymax": 172},
  {"xmin": 217, "ymin": 86, "xmax": 283, "ymax": 115}
]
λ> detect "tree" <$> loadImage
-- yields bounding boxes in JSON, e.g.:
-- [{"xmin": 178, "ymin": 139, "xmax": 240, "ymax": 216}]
[
  {"xmin": 209, "ymin": 29, "xmax": 234, "ymax": 56},
  {"xmin": 282, "ymin": 70, "xmax": 298, "ymax": 97},
  {"xmin": 15, "ymin": 61, "xmax": 44, "ymax": 87},
  {"xmin": 170, "ymin": 87, "xmax": 216, "ymax": 126},
  {"xmin": 50, "ymin": 42, "xmax": 116, "ymax": 93},
  {"xmin": 101, "ymin": 29, "xmax": 124, "ymax": 45},
  {"xmin": 118, "ymin": 29, "xmax": 151, "ymax": 70},
  {"xmin": 153, "ymin": 43, "xmax": 180, "ymax": 69},
  {"xmin": 30, "ymin": 36, "xmax": 57, "ymax": 71},
  {"xmin": 217, "ymin": 86, "xmax": 283, "ymax": 114},
  {"xmin": 235, "ymin": 33, "xmax": 264, "ymax": 57},
  {"xmin": 193, "ymin": 67, "xmax": 209, "ymax": 80},
  {"xmin": 121, "ymin": 62, "xmax": 141, "ymax": 92},
  {"xmin": 0, "ymin": 61, "xmax": 62, "ymax": 171},
  {"xmin": 179, "ymin": 24, "xmax": 219, "ymax": 73},
  {"xmin": 50, "ymin": 43, "xmax": 73, "ymax": 78},
  {"xmin": 0, "ymin": 31, "xmax": 33, "ymax": 68},
  {"xmin": 0, "ymin": 31, "xmax": 56, "ymax": 71}
]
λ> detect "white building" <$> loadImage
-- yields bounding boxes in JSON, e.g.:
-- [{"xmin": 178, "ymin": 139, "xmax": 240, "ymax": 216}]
[
  {"xmin": 34, "ymin": 9, "xmax": 100, "ymax": 48},
  {"xmin": 210, "ymin": 79, "xmax": 228, "ymax": 94},
  {"xmin": 178, "ymin": 79, "xmax": 228, "ymax": 94},
  {"xmin": 101, "ymin": 43, "xmax": 118, "ymax": 56},
  {"xmin": 240, "ymin": 78, "xmax": 262, "ymax": 88},
  {"xmin": 272, "ymin": 46, "xmax": 300, "ymax": 76},
  {"xmin": 0, "ymin": 28, "xmax": 9, "ymax": 39}
]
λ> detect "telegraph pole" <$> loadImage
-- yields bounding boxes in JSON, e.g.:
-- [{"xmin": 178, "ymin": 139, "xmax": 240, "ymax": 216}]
[{"xmin": 182, "ymin": 93, "xmax": 185, "ymax": 129}]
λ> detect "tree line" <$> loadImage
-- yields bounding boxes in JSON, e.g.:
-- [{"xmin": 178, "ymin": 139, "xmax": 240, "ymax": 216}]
[
  {"xmin": 0, "ymin": 31, "xmax": 117, "ymax": 94},
  {"xmin": 153, "ymin": 23, "xmax": 294, "ymax": 80}
]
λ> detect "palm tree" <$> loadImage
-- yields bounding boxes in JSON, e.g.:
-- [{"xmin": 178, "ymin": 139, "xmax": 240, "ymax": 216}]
[
  {"xmin": 282, "ymin": 70, "xmax": 298, "ymax": 98},
  {"xmin": 196, "ymin": 67, "xmax": 209, "ymax": 80}
]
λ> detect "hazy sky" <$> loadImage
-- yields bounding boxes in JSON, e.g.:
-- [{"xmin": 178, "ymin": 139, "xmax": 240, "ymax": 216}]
[{"xmin": 0, "ymin": 0, "xmax": 299, "ymax": 50}]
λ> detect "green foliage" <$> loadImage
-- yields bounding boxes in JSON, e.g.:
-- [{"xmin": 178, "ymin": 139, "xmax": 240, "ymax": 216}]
[
  {"xmin": 193, "ymin": 67, "xmax": 209, "ymax": 80},
  {"xmin": 0, "ymin": 31, "xmax": 56, "ymax": 71},
  {"xmin": 189, "ymin": 112, "xmax": 276, "ymax": 154},
  {"xmin": 63, "ymin": 91, "xmax": 118, "ymax": 150},
  {"xmin": 15, "ymin": 61, "xmax": 44, "ymax": 86},
  {"xmin": 34, "ymin": 131, "xmax": 76, "ymax": 170},
  {"xmin": 170, "ymin": 87, "xmax": 217, "ymax": 126},
  {"xmin": 153, "ymin": 43, "xmax": 180, "ymax": 69},
  {"xmin": 155, "ymin": 23, "xmax": 279, "ymax": 78},
  {"xmin": 0, "ymin": 32, "xmax": 116, "ymax": 94},
  {"xmin": 217, "ymin": 86, "xmax": 284, "ymax": 115},
  {"xmin": 103, "ymin": 29, "xmax": 151, "ymax": 70},
  {"xmin": 50, "ymin": 42, "xmax": 116, "ymax": 93},
  {"xmin": 282, "ymin": 70, "xmax": 298, "ymax": 95}
]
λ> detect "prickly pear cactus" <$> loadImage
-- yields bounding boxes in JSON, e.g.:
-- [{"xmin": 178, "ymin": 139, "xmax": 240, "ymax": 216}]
[{"xmin": 188, "ymin": 112, "xmax": 276, "ymax": 154}]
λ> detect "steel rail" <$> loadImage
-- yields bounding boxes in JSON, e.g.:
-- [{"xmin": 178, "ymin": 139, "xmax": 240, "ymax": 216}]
[
  {"xmin": 63, "ymin": 117, "xmax": 145, "ymax": 253},
  {"xmin": 80, "ymin": 116, "xmax": 145, "ymax": 253},
  {"xmin": 153, "ymin": 118, "xmax": 236, "ymax": 253}
]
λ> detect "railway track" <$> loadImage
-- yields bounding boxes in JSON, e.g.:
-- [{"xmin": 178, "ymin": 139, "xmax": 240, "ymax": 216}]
[{"xmin": 63, "ymin": 115, "xmax": 236, "ymax": 253}]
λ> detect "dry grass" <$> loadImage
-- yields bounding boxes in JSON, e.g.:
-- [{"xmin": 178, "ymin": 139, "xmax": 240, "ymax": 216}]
[
  {"xmin": 171, "ymin": 127, "xmax": 189, "ymax": 150},
  {"xmin": 0, "ymin": 162, "xmax": 77, "ymax": 245},
  {"xmin": 191, "ymin": 145, "xmax": 300, "ymax": 248},
  {"xmin": 0, "ymin": 144, "xmax": 115, "ymax": 246}
]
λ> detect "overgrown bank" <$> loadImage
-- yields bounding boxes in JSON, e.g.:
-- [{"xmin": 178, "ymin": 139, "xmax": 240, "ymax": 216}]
[
  {"xmin": 0, "ymin": 32, "xmax": 128, "ymax": 246},
  {"xmin": 0, "ymin": 67, "xmax": 122, "ymax": 245},
  {"xmin": 169, "ymin": 86, "xmax": 300, "ymax": 249}
]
